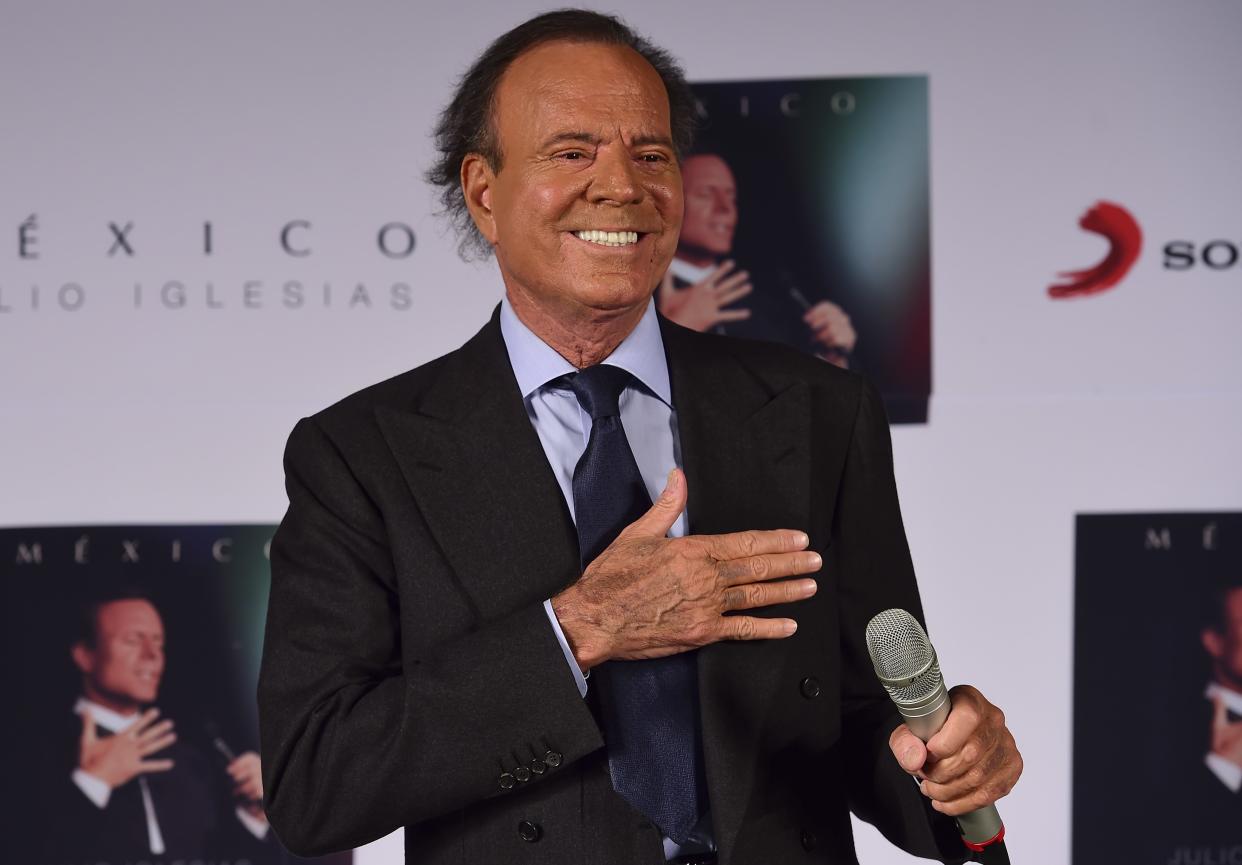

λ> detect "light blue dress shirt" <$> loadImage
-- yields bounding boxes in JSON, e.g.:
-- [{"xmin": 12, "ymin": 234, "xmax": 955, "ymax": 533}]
[{"xmin": 498, "ymin": 296, "xmax": 715, "ymax": 858}]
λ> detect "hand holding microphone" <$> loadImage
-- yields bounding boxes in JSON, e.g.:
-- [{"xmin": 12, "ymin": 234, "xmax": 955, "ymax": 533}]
[{"xmin": 866, "ymin": 609, "xmax": 1022, "ymax": 859}]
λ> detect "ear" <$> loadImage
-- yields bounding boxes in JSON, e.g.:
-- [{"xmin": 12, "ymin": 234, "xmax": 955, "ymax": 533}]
[
  {"xmin": 461, "ymin": 153, "xmax": 500, "ymax": 247},
  {"xmin": 1203, "ymin": 627, "xmax": 1224, "ymax": 660},
  {"xmin": 71, "ymin": 642, "xmax": 93, "ymax": 675}
]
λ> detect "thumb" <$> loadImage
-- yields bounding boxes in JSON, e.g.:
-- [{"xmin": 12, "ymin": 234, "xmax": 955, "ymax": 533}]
[
  {"xmin": 622, "ymin": 468, "xmax": 687, "ymax": 539},
  {"xmin": 657, "ymin": 268, "xmax": 674, "ymax": 303},
  {"xmin": 889, "ymin": 724, "xmax": 927, "ymax": 775},
  {"xmin": 80, "ymin": 708, "xmax": 96, "ymax": 746}
]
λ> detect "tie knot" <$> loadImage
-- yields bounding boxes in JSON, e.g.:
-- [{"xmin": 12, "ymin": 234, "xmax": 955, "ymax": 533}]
[{"xmin": 568, "ymin": 364, "xmax": 633, "ymax": 420}]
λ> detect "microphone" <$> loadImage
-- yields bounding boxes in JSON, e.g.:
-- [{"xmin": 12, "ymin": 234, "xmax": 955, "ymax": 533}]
[{"xmin": 865, "ymin": 609, "xmax": 1008, "ymax": 861}]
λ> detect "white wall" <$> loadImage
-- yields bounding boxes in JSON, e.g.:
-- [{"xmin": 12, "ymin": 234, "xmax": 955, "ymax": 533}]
[{"xmin": 4, "ymin": 1, "xmax": 1241, "ymax": 861}]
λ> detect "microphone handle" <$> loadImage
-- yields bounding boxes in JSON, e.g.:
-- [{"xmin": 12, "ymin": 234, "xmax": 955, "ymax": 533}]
[{"xmin": 898, "ymin": 683, "xmax": 1006, "ymax": 857}]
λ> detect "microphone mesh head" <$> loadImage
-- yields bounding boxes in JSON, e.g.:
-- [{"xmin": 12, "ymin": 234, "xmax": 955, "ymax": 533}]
[{"xmin": 865, "ymin": 608, "xmax": 944, "ymax": 705}]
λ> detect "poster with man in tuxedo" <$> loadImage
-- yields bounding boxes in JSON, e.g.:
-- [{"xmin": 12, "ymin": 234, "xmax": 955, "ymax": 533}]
[
  {"xmin": 0, "ymin": 525, "xmax": 352, "ymax": 865},
  {"xmin": 656, "ymin": 75, "xmax": 931, "ymax": 423},
  {"xmin": 1073, "ymin": 513, "xmax": 1242, "ymax": 864}
]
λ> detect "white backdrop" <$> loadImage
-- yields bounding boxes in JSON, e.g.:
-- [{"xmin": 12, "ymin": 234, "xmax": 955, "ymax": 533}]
[{"xmin": 4, "ymin": 1, "xmax": 1241, "ymax": 862}]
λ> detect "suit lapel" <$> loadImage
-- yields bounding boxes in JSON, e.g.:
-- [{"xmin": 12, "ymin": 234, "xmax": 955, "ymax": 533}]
[
  {"xmin": 662, "ymin": 318, "xmax": 812, "ymax": 858},
  {"xmin": 376, "ymin": 312, "xmax": 581, "ymax": 618}
]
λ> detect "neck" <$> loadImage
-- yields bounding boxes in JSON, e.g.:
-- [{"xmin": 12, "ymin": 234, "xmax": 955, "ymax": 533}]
[
  {"xmin": 505, "ymin": 286, "xmax": 647, "ymax": 369},
  {"xmin": 82, "ymin": 683, "xmax": 141, "ymax": 717},
  {"xmin": 674, "ymin": 246, "xmax": 723, "ymax": 269}
]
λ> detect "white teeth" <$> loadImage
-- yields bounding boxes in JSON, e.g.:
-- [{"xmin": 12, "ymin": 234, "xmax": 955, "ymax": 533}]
[{"xmin": 574, "ymin": 230, "xmax": 639, "ymax": 247}]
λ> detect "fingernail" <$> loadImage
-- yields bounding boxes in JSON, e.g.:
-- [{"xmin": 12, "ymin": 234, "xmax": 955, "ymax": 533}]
[
  {"xmin": 783, "ymin": 620, "xmax": 798, "ymax": 635},
  {"xmin": 795, "ymin": 532, "xmax": 809, "ymax": 547},
  {"xmin": 902, "ymin": 747, "xmax": 919, "ymax": 769},
  {"xmin": 809, "ymin": 553, "xmax": 822, "ymax": 569}
]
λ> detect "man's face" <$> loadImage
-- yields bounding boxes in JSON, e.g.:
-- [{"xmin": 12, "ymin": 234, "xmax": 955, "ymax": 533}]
[
  {"xmin": 73, "ymin": 599, "xmax": 165, "ymax": 710},
  {"xmin": 471, "ymin": 40, "xmax": 682, "ymax": 319},
  {"xmin": 1204, "ymin": 587, "xmax": 1242, "ymax": 691},
  {"xmin": 677, "ymin": 154, "xmax": 738, "ymax": 259}
]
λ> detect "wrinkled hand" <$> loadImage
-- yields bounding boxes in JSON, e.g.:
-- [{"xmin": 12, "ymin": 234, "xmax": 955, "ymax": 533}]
[
  {"xmin": 1210, "ymin": 694, "xmax": 1242, "ymax": 769},
  {"xmin": 78, "ymin": 707, "xmax": 176, "ymax": 789},
  {"xmin": 657, "ymin": 261, "xmax": 752, "ymax": 332},
  {"xmin": 804, "ymin": 301, "xmax": 855, "ymax": 366},
  {"xmin": 889, "ymin": 685, "xmax": 1022, "ymax": 817},
  {"xmin": 552, "ymin": 469, "xmax": 820, "ymax": 669}
]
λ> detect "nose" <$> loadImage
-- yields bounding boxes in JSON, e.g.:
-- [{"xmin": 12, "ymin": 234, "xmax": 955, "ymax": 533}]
[{"xmin": 587, "ymin": 145, "xmax": 642, "ymax": 206}]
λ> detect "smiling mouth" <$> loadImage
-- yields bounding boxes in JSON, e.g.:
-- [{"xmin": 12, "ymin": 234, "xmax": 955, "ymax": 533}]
[{"xmin": 572, "ymin": 229, "xmax": 642, "ymax": 248}]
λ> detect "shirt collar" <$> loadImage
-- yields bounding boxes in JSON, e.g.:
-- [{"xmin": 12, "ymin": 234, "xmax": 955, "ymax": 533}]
[
  {"xmin": 74, "ymin": 696, "xmax": 141, "ymax": 733},
  {"xmin": 499, "ymin": 295, "xmax": 672, "ymax": 406},
  {"xmin": 668, "ymin": 256, "xmax": 717, "ymax": 285},
  {"xmin": 1206, "ymin": 681, "xmax": 1242, "ymax": 715}
]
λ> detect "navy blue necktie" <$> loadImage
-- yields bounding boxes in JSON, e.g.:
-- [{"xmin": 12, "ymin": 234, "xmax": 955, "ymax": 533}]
[{"xmin": 566, "ymin": 364, "xmax": 707, "ymax": 844}]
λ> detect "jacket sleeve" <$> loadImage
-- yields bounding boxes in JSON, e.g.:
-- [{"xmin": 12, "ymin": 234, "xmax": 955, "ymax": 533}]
[
  {"xmin": 831, "ymin": 378, "xmax": 968, "ymax": 863},
  {"xmin": 257, "ymin": 417, "xmax": 604, "ymax": 857}
]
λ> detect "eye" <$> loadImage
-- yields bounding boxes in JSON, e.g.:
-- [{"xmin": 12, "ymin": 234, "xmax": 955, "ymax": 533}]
[
  {"xmin": 639, "ymin": 152, "xmax": 669, "ymax": 164},
  {"xmin": 555, "ymin": 149, "xmax": 590, "ymax": 162}
]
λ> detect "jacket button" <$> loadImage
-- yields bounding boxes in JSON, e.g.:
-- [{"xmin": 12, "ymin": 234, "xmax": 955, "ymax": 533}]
[
  {"xmin": 529, "ymin": 759, "xmax": 547, "ymax": 775},
  {"xmin": 801, "ymin": 829, "xmax": 818, "ymax": 851},
  {"xmin": 518, "ymin": 820, "xmax": 542, "ymax": 843},
  {"xmin": 514, "ymin": 766, "xmax": 532, "ymax": 783},
  {"xmin": 498, "ymin": 772, "xmax": 516, "ymax": 790},
  {"xmin": 544, "ymin": 749, "xmax": 563, "ymax": 768},
  {"xmin": 799, "ymin": 677, "xmax": 821, "ymax": 699}
]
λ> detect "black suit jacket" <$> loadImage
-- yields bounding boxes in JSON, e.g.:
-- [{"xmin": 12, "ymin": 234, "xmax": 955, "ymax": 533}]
[{"xmin": 257, "ymin": 310, "xmax": 965, "ymax": 864}]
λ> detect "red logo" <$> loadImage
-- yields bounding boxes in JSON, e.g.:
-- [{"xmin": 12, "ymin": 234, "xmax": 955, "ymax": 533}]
[{"xmin": 1048, "ymin": 201, "xmax": 1143, "ymax": 299}]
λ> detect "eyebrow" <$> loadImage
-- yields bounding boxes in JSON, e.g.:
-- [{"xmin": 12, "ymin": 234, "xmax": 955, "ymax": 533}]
[{"xmin": 539, "ymin": 131, "xmax": 675, "ymax": 150}]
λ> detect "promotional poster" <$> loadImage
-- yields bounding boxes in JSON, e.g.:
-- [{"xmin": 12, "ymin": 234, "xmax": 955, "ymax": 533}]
[
  {"xmin": 1, "ymin": 525, "xmax": 352, "ymax": 865},
  {"xmin": 1074, "ymin": 513, "xmax": 1242, "ymax": 864},
  {"xmin": 665, "ymin": 76, "xmax": 931, "ymax": 423}
]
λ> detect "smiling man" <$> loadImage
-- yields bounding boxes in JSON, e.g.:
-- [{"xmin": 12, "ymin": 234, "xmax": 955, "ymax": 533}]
[
  {"xmin": 258, "ymin": 10, "xmax": 1021, "ymax": 865},
  {"xmin": 28, "ymin": 588, "xmax": 276, "ymax": 865}
]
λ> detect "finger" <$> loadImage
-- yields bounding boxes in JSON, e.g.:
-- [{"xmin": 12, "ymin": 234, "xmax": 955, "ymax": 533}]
[
  {"xmin": 712, "ymin": 271, "xmax": 751, "ymax": 294},
  {"xmin": 718, "ymin": 551, "xmax": 823, "ymax": 587},
  {"xmin": 713, "ymin": 308, "xmax": 751, "ymax": 322},
  {"xmin": 618, "ymin": 467, "xmax": 687, "ymax": 540},
  {"xmin": 717, "ymin": 615, "xmax": 798, "ymax": 641},
  {"xmin": 136, "ymin": 719, "xmax": 175, "ymax": 742},
  {"xmin": 921, "ymin": 729, "xmax": 998, "ymax": 784},
  {"xmin": 138, "ymin": 759, "xmax": 175, "ymax": 774},
  {"xmin": 715, "ymin": 282, "xmax": 753, "ymax": 306},
  {"xmin": 703, "ymin": 259, "xmax": 736, "ymax": 285},
  {"xmin": 921, "ymin": 739, "xmax": 1007, "ymax": 799},
  {"xmin": 131, "ymin": 707, "xmax": 161, "ymax": 735},
  {"xmin": 140, "ymin": 733, "xmax": 178, "ymax": 756},
  {"xmin": 705, "ymin": 528, "xmax": 809, "ymax": 561},
  {"xmin": 889, "ymin": 724, "xmax": 927, "ymax": 774},
  {"xmin": 926, "ymin": 687, "xmax": 986, "ymax": 760},
  {"xmin": 722, "ymin": 577, "xmax": 817, "ymax": 610}
]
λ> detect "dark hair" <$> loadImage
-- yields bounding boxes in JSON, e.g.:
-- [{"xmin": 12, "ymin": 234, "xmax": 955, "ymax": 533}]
[
  {"xmin": 425, "ymin": 8, "xmax": 698, "ymax": 260},
  {"xmin": 74, "ymin": 585, "xmax": 159, "ymax": 648}
]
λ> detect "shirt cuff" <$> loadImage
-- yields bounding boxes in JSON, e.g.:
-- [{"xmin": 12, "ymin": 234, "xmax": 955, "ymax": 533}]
[
  {"xmin": 1205, "ymin": 752, "xmax": 1242, "ymax": 793},
  {"xmin": 71, "ymin": 769, "xmax": 112, "ymax": 808},
  {"xmin": 544, "ymin": 598, "xmax": 589, "ymax": 698},
  {"xmin": 236, "ymin": 805, "xmax": 271, "ymax": 839}
]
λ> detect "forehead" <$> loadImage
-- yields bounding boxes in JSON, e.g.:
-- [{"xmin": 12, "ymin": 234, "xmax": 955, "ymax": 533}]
[
  {"xmin": 97, "ymin": 599, "xmax": 163, "ymax": 634},
  {"xmin": 493, "ymin": 40, "xmax": 671, "ymax": 145},
  {"xmin": 683, "ymin": 155, "xmax": 735, "ymax": 188}
]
